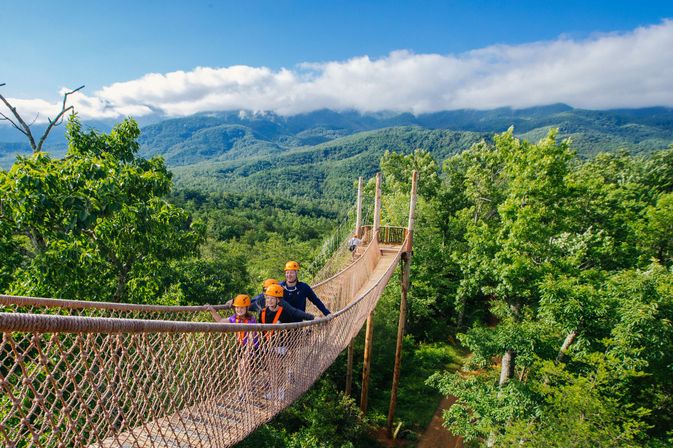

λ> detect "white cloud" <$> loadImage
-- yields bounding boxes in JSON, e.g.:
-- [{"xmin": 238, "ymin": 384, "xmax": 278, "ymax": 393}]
[{"xmin": 4, "ymin": 20, "xmax": 673, "ymax": 122}]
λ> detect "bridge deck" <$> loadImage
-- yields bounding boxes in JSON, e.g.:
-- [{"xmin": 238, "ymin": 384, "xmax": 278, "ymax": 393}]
[
  {"xmin": 91, "ymin": 244, "xmax": 403, "ymax": 448},
  {"xmin": 355, "ymin": 245, "xmax": 399, "ymax": 298},
  {"xmin": 92, "ymin": 393, "xmax": 274, "ymax": 448}
]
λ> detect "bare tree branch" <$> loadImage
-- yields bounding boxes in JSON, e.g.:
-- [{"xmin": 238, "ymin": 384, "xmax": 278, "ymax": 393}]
[
  {"xmin": 0, "ymin": 111, "xmax": 28, "ymax": 135},
  {"xmin": 28, "ymin": 113, "xmax": 40, "ymax": 127},
  {"xmin": 0, "ymin": 84, "xmax": 38, "ymax": 150},
  {"xmin": 36, "ymin": 85, "xmax": 84, "ymax": 152},
  {"xmin": 0, "ymin": 83, "xmax": 85, "ymax": 153}
]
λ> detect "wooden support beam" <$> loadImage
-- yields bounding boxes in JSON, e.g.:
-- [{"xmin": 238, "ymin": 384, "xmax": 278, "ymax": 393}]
[
  {"xmin": 345, "ymin": 339, "xmax": 354, "ymax": 397},
  {"xmin": 360, "ymin": 311, "xmax": 374, "ymax": 413},
  {"xmin": 387, "ymin": 170, "xmax": 418, "ymax": 437},
  {"xmin": 355, "ymin": 177, "xmax": 363, "ymax": 238},
  {"xmin": 386, "ymin": 253, "xmax": 410, "ymax": 435},
  {"xmin": 373, "ymin": 172, "xmax": 382, "ymax": 235},
  {"xmin": 405, "ymin": 170, "xmax": 418, "ymax": 253},
  {"xmin": 347, "ymin": 177, "xmax": 362, "ymax": 397}
]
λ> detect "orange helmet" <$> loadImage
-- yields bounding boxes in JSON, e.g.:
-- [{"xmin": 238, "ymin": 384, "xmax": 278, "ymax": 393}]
[
  {"xmin": 263, "ymin": 278, "xmax": 278, "ymax": 290},
  {"xmin": 265, "ymin": 284, "xmax": 285, "ymax": 298},
  {"xmin": 284, "ymin": 260, "xmax": 300, "ymax": 271},
  {"xmin": 232, "ymin": 294, "xmax": 251, "ymax": 307}
]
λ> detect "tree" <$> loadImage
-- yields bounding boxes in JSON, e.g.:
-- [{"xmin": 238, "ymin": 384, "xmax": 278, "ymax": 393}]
[
  {"xmin": 454, "ymin": 129, "xmax": 575, "ymax": 386},
  {"xmin": 0, "ymin": 202, "xmax": 20, "ymax": 290},
  {"xmin": 500, "ymin": 353, "xmax": 651, "ymax": 448},
  {"xmin": 1, "ymin": 114, "xmax": 203, "ymax": 303},
  {"xmin": 380, "ymin": 149, "xmax": 440, "ymax": 200},
  {"xmin": 428, "ymin": 130, "xmax": 673, "ymax": 445}
]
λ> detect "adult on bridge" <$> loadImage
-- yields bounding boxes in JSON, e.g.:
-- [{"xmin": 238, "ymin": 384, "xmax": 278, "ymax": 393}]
[{"xmin": 281, "ymin": 260, "xmax": 331, "ymax": 316}]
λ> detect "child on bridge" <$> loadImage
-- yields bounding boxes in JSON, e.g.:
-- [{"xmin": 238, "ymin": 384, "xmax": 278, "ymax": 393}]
[
  {"xmin": 258, "ymin": 283, "xmax": 314, "ymax": 403},
  {"xmin": 206, "ymin": 295, "xmax": 258, "ymax": 399}
]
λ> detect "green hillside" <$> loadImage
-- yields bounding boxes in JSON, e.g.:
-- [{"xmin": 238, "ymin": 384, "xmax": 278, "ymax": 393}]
[
  {"xmin": 171, "ymin": 127, "xmax": 486, "ymax": 205},
  {"xmin": 136, "ymin": 106, "xmax": 673, "ymax": 198}
]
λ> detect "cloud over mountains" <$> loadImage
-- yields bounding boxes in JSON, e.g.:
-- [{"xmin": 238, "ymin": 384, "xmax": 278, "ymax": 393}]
[{"xmin": 5, "ymin": 20, "xmax": 673, "ymax": 122}]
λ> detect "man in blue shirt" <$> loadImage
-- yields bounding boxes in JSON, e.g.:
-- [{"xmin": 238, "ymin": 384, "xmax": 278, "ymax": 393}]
[{"xmin": 280, "ymin": 260, "xmax": 331, "ymax": 316}]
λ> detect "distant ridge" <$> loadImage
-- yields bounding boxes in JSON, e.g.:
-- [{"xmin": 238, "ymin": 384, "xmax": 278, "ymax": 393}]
[{"xmin": 2, "ymin": 105, "xmax": 673, "ymax": 171}]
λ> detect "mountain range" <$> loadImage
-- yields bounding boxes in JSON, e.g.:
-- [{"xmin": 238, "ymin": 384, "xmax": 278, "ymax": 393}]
[{"xmin": 2, "ymin": 105, "xmax": 673, "ymax": 203}]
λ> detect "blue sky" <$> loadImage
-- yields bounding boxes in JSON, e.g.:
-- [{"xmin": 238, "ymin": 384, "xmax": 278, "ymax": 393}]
[{"xmin": 2, "ymin": 0, "xmax": 673, "ymax": 118}]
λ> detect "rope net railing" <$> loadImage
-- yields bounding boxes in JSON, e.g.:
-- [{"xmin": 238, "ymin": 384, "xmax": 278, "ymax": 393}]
[
  {"xmin": 304, "ymin": 205, "xmax": 358, "ymax": 283},
  {"xmin": 0, "ymin": 297, "xmax": 225, "ymax": 322},
  {"xmin": 0, "ymin": 226, "xmax": 408, "ymax": 448},
  {"xmin": 307, "ymin": 206, "xmax": 373, "ymax": 285}
]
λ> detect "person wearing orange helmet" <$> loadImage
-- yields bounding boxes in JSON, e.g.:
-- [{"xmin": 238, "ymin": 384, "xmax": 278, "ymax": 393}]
[
  {"xmin": 249, "ymin": 278, "xmax": 280, "ymax": 313},
  {"xmin": 206, "ymin": 294, "xmax": 259, "ymax": 399},
  {"xmin": 206, "ymin": 294, "xmax": 258, "ymax": 337},
  {"xmin": 258, "ymin": 283, "xmax": 313, "ymax": 402},
  {"xmin": 206, "ymin": 294, "xmax": 258, "ymax": 347},
  {"xmin": 280, "ymin": 260, "xmax": 331, "ymax": 316},
  {"xmin": 246, "ymin": 277, "xmax": 304, "ymax": 315},
  {"xmin": 258, "ymin": 284, "xmax": 315, "ymax": 325},
  {"xmin": 223, "ymin": 278, "xmax": 281, "ymax": 310}
]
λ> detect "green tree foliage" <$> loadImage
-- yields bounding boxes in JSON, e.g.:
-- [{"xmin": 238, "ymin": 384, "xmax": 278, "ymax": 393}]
[
  {"xmin": 416, "ymin": 131, "xmax": 673, "ymax": 446},
  {"xmin": 165, "ymin": 244, "xmax": 250, "ymax": 306},
  {"xmin": 170, "ymin": 189, "xmax": 337, "ymax": 291},
  {"xmin": 0, "ymin": 211, "xmax": 20, "ymax": 290},
  {"xmin": 380, "ymin": 149, "xmax": 440, "ymax": 199},
  {"xmin": 638, "ymin": 192, "xmax": 673, "ymax": 265},
  {"xmin": 499, "ymin": 353, "xmax": 652, "ymax": 448},
  {"xmin": 0, "ymin": 116, "xmax": 204, "ymax": 303}
]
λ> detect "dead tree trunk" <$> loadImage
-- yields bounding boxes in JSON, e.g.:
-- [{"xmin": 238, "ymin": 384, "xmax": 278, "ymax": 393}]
[
  {"xmin": 499, "ymin": 349, "xmax": 516, "ymax": 386},
  {"xmin": 556, "ymin": 329, "xmax": 578, "ymax": 364}
]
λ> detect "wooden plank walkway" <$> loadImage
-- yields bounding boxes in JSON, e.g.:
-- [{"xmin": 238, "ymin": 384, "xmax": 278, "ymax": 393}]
[
  {"xmin": 354, "ymin": 246, "xmax": 398, "ymax": 300},
  {"xmin": 92, "ymin": 393, "xmax": 274, "ymax": 448}
]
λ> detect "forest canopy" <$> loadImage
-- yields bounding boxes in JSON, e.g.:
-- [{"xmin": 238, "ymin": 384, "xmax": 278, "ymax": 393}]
[{"xmin": 394, "ymin": 130, "xmax": 673, "ymax": 447}]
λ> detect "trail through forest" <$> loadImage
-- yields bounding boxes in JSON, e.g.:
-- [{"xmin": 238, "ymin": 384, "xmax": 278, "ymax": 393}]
[{"xmin": 417, "ymin": 397, "xmax": 463, "ymax": 448}]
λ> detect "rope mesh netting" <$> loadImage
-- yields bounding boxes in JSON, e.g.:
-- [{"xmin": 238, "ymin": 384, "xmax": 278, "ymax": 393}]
[{"xmin": 0, "ymin": 227, "xmax": 407, "ymax": 448}]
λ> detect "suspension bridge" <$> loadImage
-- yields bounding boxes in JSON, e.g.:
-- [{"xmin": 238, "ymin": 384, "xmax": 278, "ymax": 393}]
[{"xmin": 0, "ymin": 172, "xmax": 418, "ymax": 447}]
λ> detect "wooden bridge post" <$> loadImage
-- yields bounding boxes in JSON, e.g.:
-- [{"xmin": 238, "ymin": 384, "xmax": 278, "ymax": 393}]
[
  {"xmin": 355, "ymin": 176, "xmax": 363, "ymax": 238},
  {"xmin": 360, "ymin": 309, "xmax": 374, "ymax": 413},
  {"xmin": 361, "ymin": 172, "xmax": 382, "ymax": 413},
  {"xmin": 373, "ymin": 172, "xmax": 382, "ymax": 234},
  {"xmin": 387, "ymin": 170, "xmax": 418, "ymax": 437},
  {"xmin": 346, "ymin": 177, "xmax": 363, "ymax": 397},
  {"xmin": 346, "ymin": 340, "xmax": 355, "ymax": 396}
]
